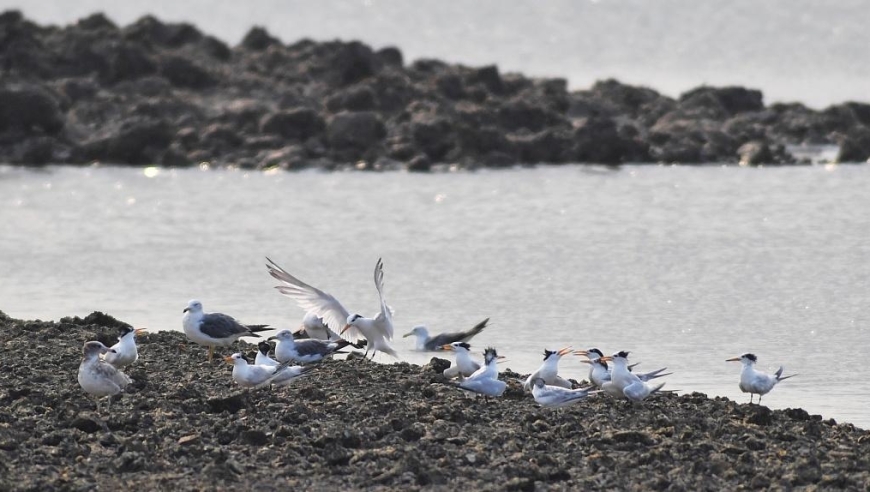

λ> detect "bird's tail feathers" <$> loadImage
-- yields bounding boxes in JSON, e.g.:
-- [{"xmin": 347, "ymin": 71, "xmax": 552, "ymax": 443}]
[
  {"xmin": 649, "ymin": 381, "xmax": 667, "ymax": 395},
  {"xmin": 467, "ymin": 318, "xmax": 489, "ymax": 338},
  {"xmin": 642, "ymin": 367, "xmax": 672, "ymax": 380},
  {"xmin": 247, "ymin": 325, "xmax": 271, "ymax": 334},
  {"xmin": 775, "ymin": 366, "xmax": 796, "ymax": 381}
]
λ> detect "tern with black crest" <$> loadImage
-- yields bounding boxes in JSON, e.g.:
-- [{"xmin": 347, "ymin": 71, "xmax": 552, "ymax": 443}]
[
  {"xmin": 441, "ymin": 342, "xmax": 481, "ymax": 379},
  {"xmin": 103, "ymin": 325, "xmax": 147, "ymax": 369},
  {"xmin": 523, "ymin": 347, "xmax": 573, "ymax": 391},
  {"xmin": 726, "ymin": 353, "xmax": 795, "ymax": 404}
]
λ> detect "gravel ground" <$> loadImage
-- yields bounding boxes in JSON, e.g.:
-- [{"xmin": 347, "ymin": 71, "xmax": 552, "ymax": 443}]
[{"xmin": 1, "ymin": 310, "xmax": 868, "ymax": 491}]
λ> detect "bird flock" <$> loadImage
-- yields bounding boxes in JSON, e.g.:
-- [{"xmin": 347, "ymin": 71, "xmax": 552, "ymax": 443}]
[{"xmin": 77, "ymin": 257, "xmax": 796, "ymax": 412}]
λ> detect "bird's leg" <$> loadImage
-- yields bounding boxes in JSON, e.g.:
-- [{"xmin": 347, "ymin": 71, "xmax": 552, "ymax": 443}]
[
  {"xmin": 364, "ymin": 348, "xmax": 370, "ymax": 359},
  {"xmin": 208, "ymin": 346, "xmax": 214, "ymax": 363},
  {"xmin": 749, "ymin": 394, "xmax": 754, "ymax": 404}
]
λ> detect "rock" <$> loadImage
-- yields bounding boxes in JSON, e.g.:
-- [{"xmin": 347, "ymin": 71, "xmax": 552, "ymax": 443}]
[
  {"xmin": 326, "ymin": 111, "xmax": 386, "ymax": 150},
  {"xmin": 679, "ymin": 86, "xmax": 765, "ymax": 116},
  {"xmin": 326, "ymin": 85, "xmax": 378, "ymax": 112},
  {"xmin": 376, "ymin": 46, "xmax": 403, "ymax": 67},
  {"xmin": 0, "ymin": 86, "xmax": 64, "ymax": 135},
  {"xmin": 259, "ymin": 108, "xmax": 325, "ymax": 140},
  {"xmin": 835, "ymin": 127, "xmax": 870, "ymax": 163},
  {"xmin": 240, "ymin": 26, "xmax": 281, "ymax": 51},
  {"xmin": 737, "ymin": 140, "xmax": 773, "ymax": 166},
  {"xmin": 69, "ymin": 416, "xmax": 102, "ymax": 434},
  {"xmin": 178, "ymin": 435, "xmax": 199, "ymax": 446},
  {"xmin": 79, "ymin": 116, "xmax": 173, "ymax": 164},
  {"xmin": 159, "ymin": 55, "xmax": 216, "ymax": 89}
]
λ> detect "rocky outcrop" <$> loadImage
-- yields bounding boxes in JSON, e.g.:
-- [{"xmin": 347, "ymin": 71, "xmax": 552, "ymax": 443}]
[{"xmin": 0, "ymin": 11, "xmax": 865, "ymax": 169}]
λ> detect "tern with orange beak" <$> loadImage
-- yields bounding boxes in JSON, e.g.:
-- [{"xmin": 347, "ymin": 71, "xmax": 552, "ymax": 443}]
[
  {"xmin": 726, "ymin": 353, "xmax": 796, "ymax": 404},
  {"xmin": 605, "ymin": 351, "xmax": 667, "ymax": 402},
  {"xmin": 103, "ymin": 325, "xmax": 148, "ymax": 369},
  {"xmin": 575, "ymin": 348, "xmax": 671, "ymax": 388},
  {"xmin": 523, "ymin": 347, "xmax": 574, "ymax": 391},
  {"xmin": 266, "ymin": 257, "xmax": 397, "ymax": 359},
  {"xmin": 441, "ymin": 342, "xmax": 482, "ymax": 379},
  {"xmin": 455, "ymin": 347, "xmax": 507, "ymax": 397}
]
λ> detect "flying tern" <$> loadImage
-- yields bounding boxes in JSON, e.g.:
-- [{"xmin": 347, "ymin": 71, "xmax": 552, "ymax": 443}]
[
  {"xmin": 441, "ymin": 342, "xmax": 482, "ymax": 379},
  {"xmin": 78, "ymin": 341, "xmax": 132, "ymax": 412},
  {"xmin": 103, "ymin": 326, "xmax": 147, "ymax": 369},
  {"xmin": 403, "ymin": 318, "xmax": 489, "ymax": 351},
  {"xmin": 523, "ymin": 348, "xmax": 573, "ymax": 391},
  {"xmin": 726, "ymin": 353, "xmax": 796, "ymax": 404},
  {"xmin": 266, "ymin": 257, "xmax": 398, "ymax": 360},
  {"xmin": 182, "ymin": 300, "xmax": 271, "ymax": 362}
]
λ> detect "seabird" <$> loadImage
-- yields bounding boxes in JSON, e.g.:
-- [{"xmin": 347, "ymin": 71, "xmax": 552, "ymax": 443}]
[
  {"xmin": 441, "ymin": 342, "xmax": 481, "ymax": 379},
  {"xmin": 403, "ymin": 318, "xmax": 489, "ymax": 351},
  {"xmin": 726, "ymin": 353, "xmax": 796, "ymax": 404},
  {"xmin": 531, "ymin": 378, "xmax": 598, "ymax": 408},
  {"xmin": 77, "ymin": 341, "xmax": 132, "ymax": 412},
  {"xmin": 103, "ymin": 326, "xmax": 147, "ymax": 369},
  {"xmin": 225, "ymin": 353, "xmax": 312, "ymax": 388},
  {"xmin": 456, "ymin": 347, "xmax": 507, "ymax": 397},
  {"xmin": 182, "ymin": 299, "xmax": 271, "ymax": 362},
  {"xmin": 523, "ymin": 348, "xmax": 573, "ymax": 391},
  {"xmin": 605, "ymin": 351, "xmax": 667, "ymax": 402},
  {"xmin": 271, "ymin": 329, "xmax": 355, "ymax": 364}
]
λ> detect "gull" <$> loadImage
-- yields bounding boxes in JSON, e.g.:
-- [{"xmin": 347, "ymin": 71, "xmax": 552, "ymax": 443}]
[
  {"xmin": 182, "ymin": 300, "xmax": 271, "ymax": 362},
  {"xmin": 271, "ymin": 329, "xmax": 355, "ymax": 364},
  {"xmin": 225, "ymin": 353, "xmax": 313, "ymax": 388},
  {"xmin": 266, "ymin": 257, "xmax": 397, "ymax": 360},
  {"xmin": 606, "ymin": 351, "xmax": 667, "ymax": 402},
  {"xmin": 726, "ymin": 353, "xmax": 796, "ymax": 404},
  {"xmin": 530, "ymin": 378, "xmax": 598, "ymax": 408},
  {"xmin": 441, "ymin": 342, "xmax": 481, "ymax": 379},
  {"xmin": 78, "ymin": 341, "xmax": 132, "ymax": 412},
  {"xmin": 298, "ymin": 311, "xmax": 342, "ymax": 341},
  {"xmin": 403, "ymin": 318, "xmax": 489, "ymax": 351},
  {"xmin": 456, "ymin": 347, "xmax": 506, "ymax": 397},
  {"xmin": 523, "ymin": 348, "xmax": 573, "ymax": 391},
  {"xmin": 103, "ymin": 326, "xmax": 147, "ymax": 369},
  {"xmin": 575, "ymin": 348, "xmax": 671, "ymax": 388}
]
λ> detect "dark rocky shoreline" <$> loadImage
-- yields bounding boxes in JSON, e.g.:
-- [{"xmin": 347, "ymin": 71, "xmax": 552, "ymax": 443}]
[
  {"xmin": 1, "ymin": 310, "xmax": 869, "ymax": 490},
  {"xmin": 2, "ymin": 10, "xmax": 870, "ymax": 171}
]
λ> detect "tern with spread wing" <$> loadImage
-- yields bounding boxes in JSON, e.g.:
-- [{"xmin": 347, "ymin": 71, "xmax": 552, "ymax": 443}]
[{"xmin": 266, "ymin": 257, "xmax": 397, "ymax": 360}]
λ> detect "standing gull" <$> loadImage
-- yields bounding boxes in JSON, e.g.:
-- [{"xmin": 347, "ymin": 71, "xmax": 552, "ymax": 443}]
[
  {"xmin": 271, "ymin": 329, "xmax": 355, "ymax": 364},
  {"xmin": 103, "ymin": 326, "xmax": 147, "ymax": 369},
  {"xmin": 182, "ymin": 299, "xmax": 271, "ymax": 362},
  {"xmin": 266, "ymin": 257, "xmax": 398, "ymax": 360},
  {"xmin": 441, "ymin": 342, "xmax": 481, "ymax": 379},
  {"xmin": 726, "ymin": 353, "xmax": 796, "ymax": 404},
  {"xmin": 403, "ymin": 318, "xmax": 489, "ymax": 351},
  {"xmin": 78, "ymin": 341, "xmax": 132, "ymax": 412}
]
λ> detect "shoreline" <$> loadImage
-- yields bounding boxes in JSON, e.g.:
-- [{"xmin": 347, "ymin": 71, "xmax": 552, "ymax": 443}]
[
  {"xmin": 1, "ymin": 310, "xmax": 868, "ymax": 490},
  {"xmin": 3, "ymin": 10, "xmax": 870, "ymax": 171}
]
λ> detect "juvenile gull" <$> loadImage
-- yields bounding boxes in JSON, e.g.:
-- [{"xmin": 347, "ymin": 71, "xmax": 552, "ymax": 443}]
[
  {"xmin": 266, "ymin": 257, "xmax": 398, "ymax": 360},
  {"xmin": 78, "ymin": 341, "xmax": 132, "ymax": 412},
  {"xmin": 182, "ymin": 299, "xmax": 271, "ymax": 362},
  {"xmin": 456, "ymin": 347, "xmax": 507, "ymax": 397},
  {"xmin": 103, "ymin": 326, "xmax": 147, "ymax": 369},
  {"xmin": 271, "ymin": 329, "xmax": 355, "ymax": 364},
  {"xmin": 726, "ymin": 353, "xmax": 796, "ymax": 404},
  {"xmin": 531, "ymin": 378, "xmax": 598, "ymax": 408},
  {"xmin": 403, "ymin": 318, "xmax": 489, "ymax": 351},
  {"xmin": 441, "ymin": 342, "xmax": 481, "ymax": 379},
  {"xmin": 225, "ymin": 353, "xmax": 312, "ymax": 388}
]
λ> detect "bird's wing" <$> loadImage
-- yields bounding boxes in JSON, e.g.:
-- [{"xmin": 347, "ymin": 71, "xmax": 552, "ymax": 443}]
[
  {"xmin": 266, "ymin": 258, "xmax": 356, "ymax": 340},
  {"xmin": 638, "ymin": 367, "xmax": 672, "ymax": 381},
  {"xmin": 199, "ymin": 313, "xmax": 251, "ymax": 339},
  {"xmin": 425, "ymin": 318, "xmax": 489, "ymax": 350},
  {"xmin": 295, "ymin": 339, "xmax": 332, "ymax": 358},
  {"xmin": 372, "ymin": 258, "xmax": 394, "ymax": 339},
  {"xmin": 96, "ymin": 361, "xmax": 131, "ymax": 389}
]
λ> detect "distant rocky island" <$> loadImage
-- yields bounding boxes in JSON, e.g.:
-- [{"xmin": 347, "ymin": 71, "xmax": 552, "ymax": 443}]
[{"xmin": 1, "ymin": 10, "xmax": 869, "ymax": 170}]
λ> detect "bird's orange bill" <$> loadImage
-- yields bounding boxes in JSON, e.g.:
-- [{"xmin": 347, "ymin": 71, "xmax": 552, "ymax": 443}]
[
  {"xmin": 557, "ymin": 347, "xmax": 573, "ymax": 356},
  {"xmin": 223, "ymin": 355, "xmax": 235, "ymax": 364},
  {"xmin": 573, "ymin": 350, "xmax": 589, "ymax": 356},
  {"xmin": 725, "ymin": 357, "xmax": 742, "ymax": 362},
  {"xmin": 579, "ymin": 359, "xmax": 593, "ymax": 364},
  {"xmin": 340, "ymin": 324, "xmax": 351, "ymax": 335},
  {"xmin": 441, "ymin": 344, "xmax": 454, "ymax": 351},
  {"xmin": 599, "ymin": 356, "xmax": 614, "ymax": 362},
  {"xmin": 134, "ymin": 328, "xmax": 148, "ymax": 335}
]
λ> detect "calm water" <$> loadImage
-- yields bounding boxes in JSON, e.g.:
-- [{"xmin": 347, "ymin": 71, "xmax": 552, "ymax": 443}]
[{"xmin": 1, "ymin": 164, "xmax": 868, "ymax": 428}]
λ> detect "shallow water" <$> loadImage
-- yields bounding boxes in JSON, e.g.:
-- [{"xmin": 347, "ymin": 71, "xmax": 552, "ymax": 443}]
[{"xmin": 1, "ymin": 164, "xmax": 868, "ymax": 428}]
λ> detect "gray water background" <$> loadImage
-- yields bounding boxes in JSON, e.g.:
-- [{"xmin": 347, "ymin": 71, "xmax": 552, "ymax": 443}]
[{"xmin": 1, "ymin": 164, "xmax": 868, "ymax": 428}]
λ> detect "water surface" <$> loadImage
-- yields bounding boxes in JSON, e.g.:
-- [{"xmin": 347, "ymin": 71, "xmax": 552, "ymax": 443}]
[{"xmin": 1, "ymin": 164, "xmax": 867, "ymax": 427}]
